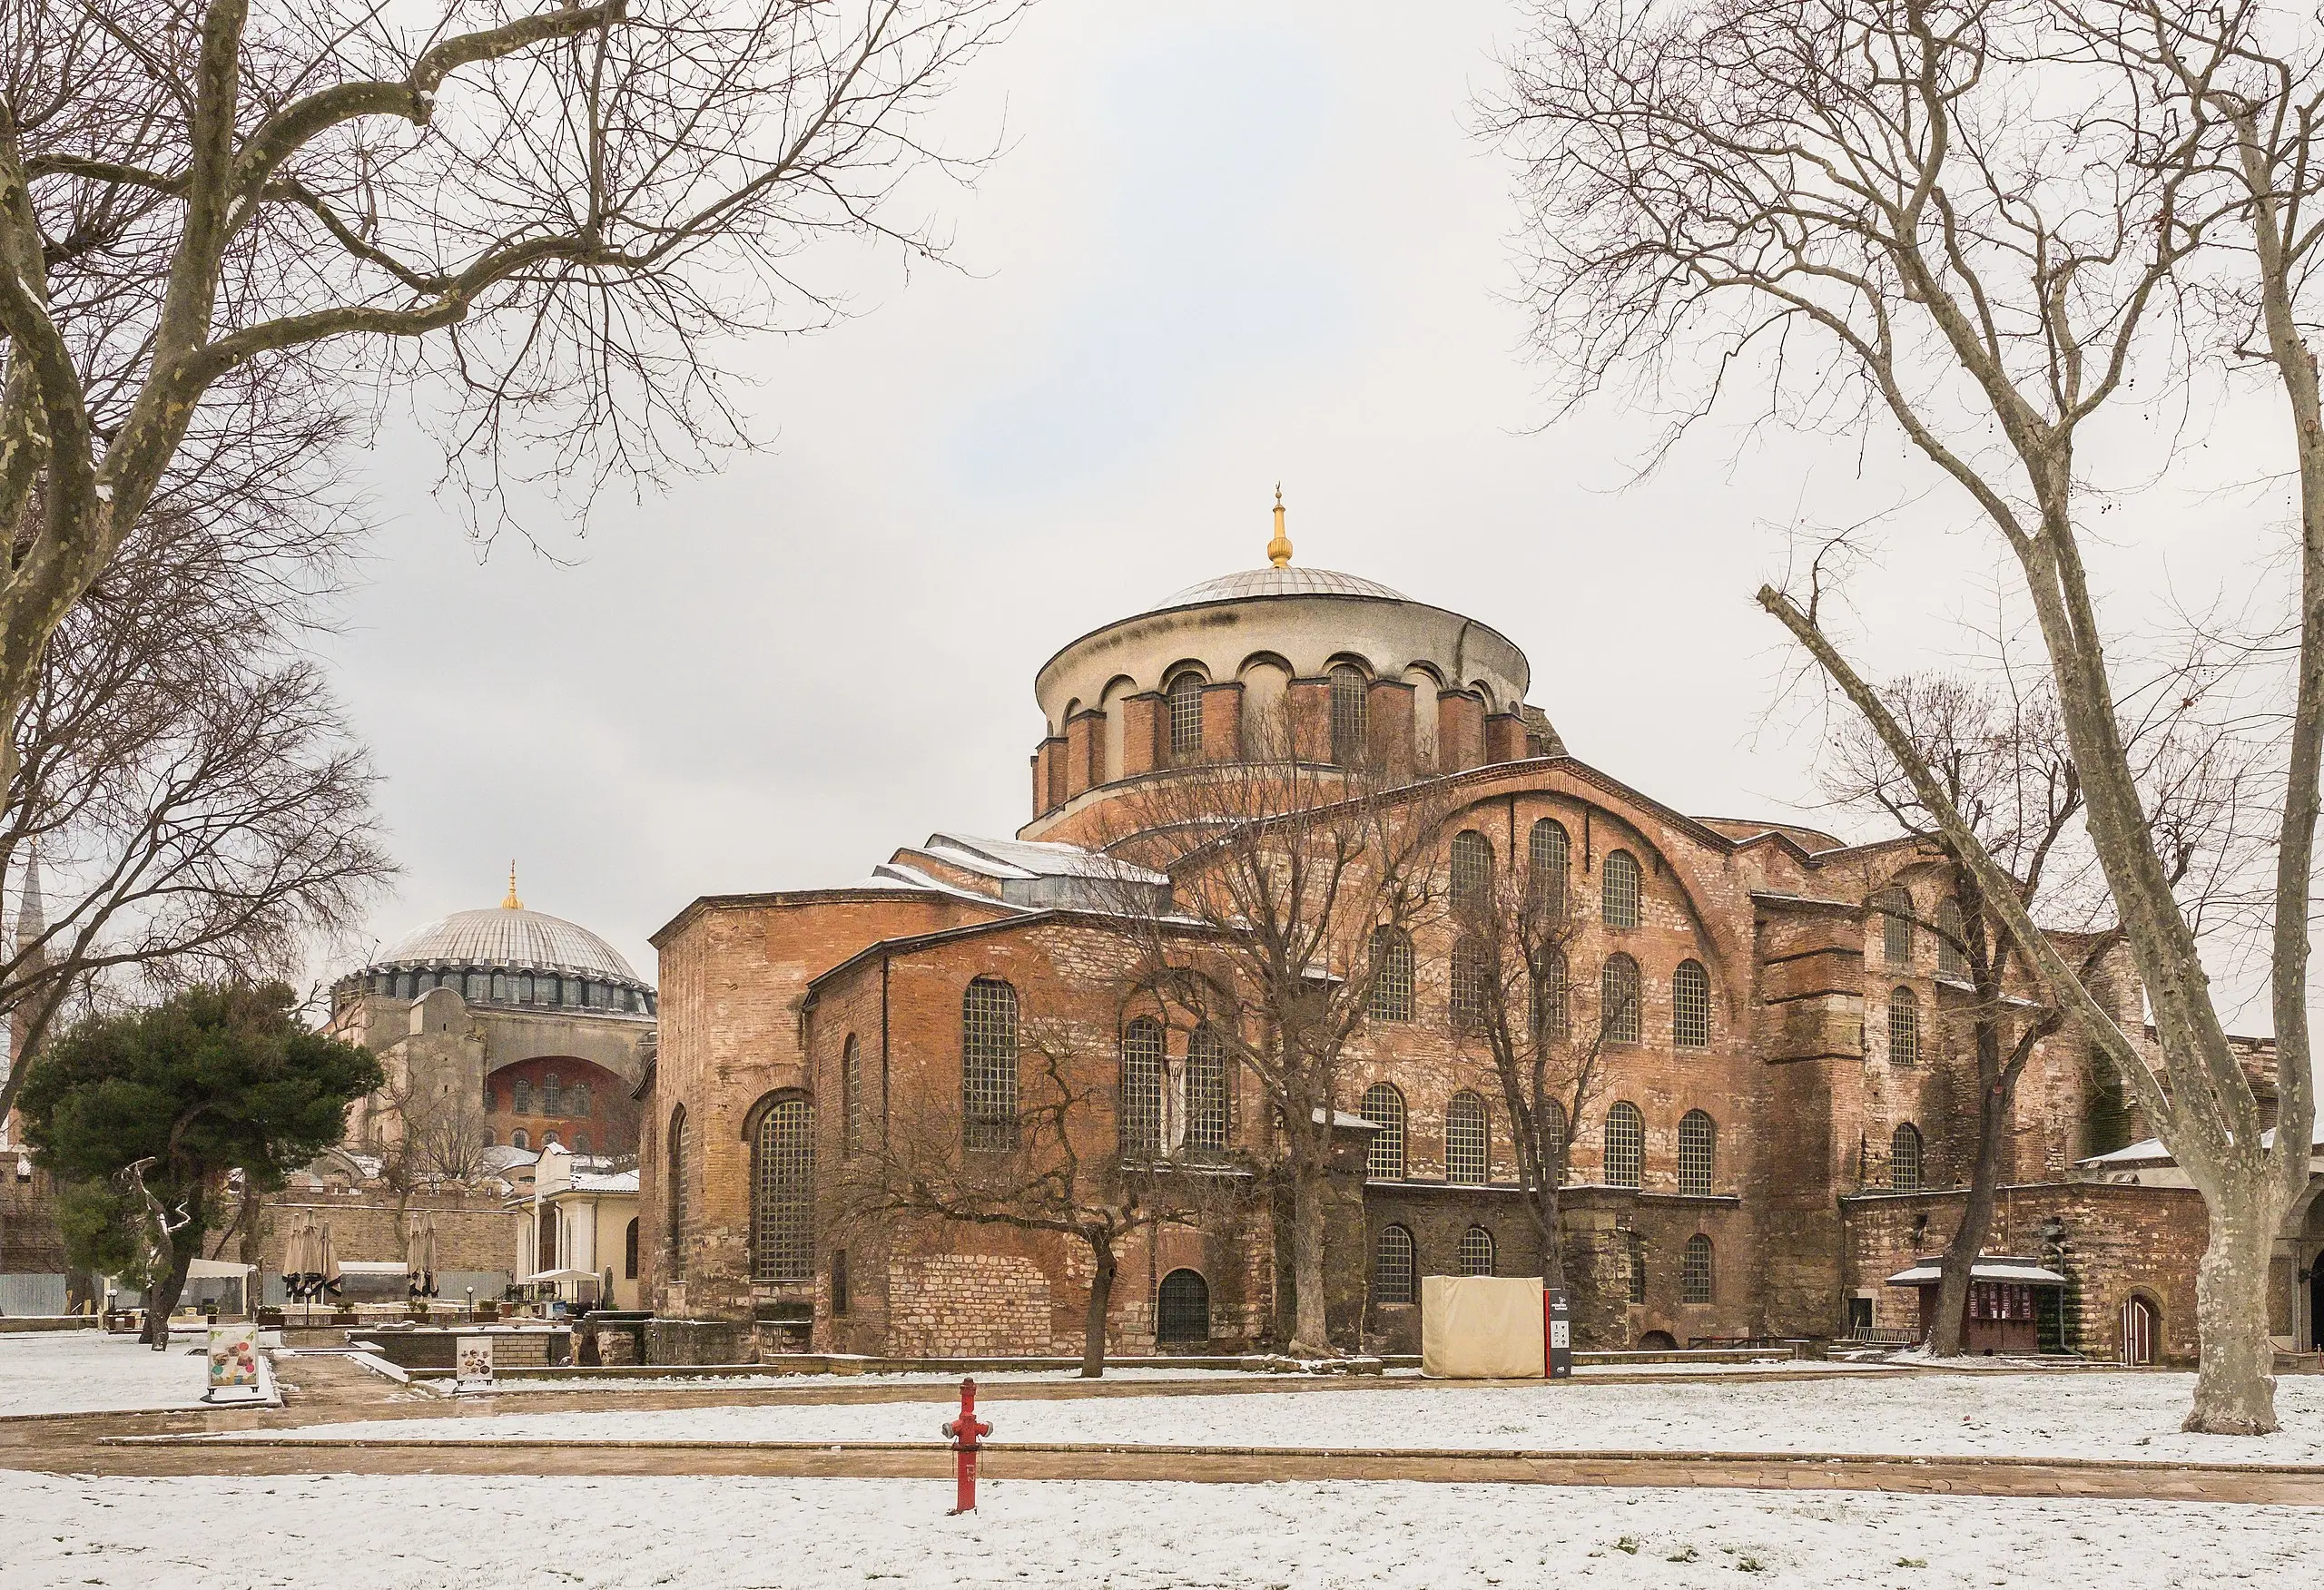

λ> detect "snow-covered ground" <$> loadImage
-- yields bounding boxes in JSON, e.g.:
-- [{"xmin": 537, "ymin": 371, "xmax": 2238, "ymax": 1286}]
[
  {"xmin": 0, "ymin": 1473, "xmax": 2309, "ymax": 1588},
  {"xmin": 465, "ymin": 1360, "xmax": 1879, "ymax": 1395},
  {"xmin": 251, "ymin": 1371, "xmax": 2324, "ymax": 1467},
  {"xmin": 0, "ymin": 1330, "xmax": 212, "ymax": 1418}
]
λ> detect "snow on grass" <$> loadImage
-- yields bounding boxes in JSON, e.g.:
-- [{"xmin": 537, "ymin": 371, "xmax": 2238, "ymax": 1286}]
[
  {"xmin": 245, "ymin": 1370, "xmax": 2324, "ymax": 1466},
  {"xmin": 0, "ymin": 1472, "xmax": 2309, "ymax": 1588},
  {"xmin": 0, "ymin": 1330, "xmax": 211, "ymax": 1418}
]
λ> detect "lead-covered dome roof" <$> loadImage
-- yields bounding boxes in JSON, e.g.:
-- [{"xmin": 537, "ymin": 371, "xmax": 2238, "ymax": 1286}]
[
  {"xmin": 1159, "ymin": 566, "xmax": 1412, "ymax": 606},
  {"xmin": 374, "ymin": 906, "xmax": 646, "ymax": 990}
]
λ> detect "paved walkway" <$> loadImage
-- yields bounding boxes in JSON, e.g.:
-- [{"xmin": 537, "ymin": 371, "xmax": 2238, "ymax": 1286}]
[{"xmin": 5, "ymin": 1355, "xmax": 2319, "ymax": 1505}]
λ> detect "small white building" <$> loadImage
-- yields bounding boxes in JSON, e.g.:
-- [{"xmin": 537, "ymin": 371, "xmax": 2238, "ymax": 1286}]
[{"xmin": 514, "ymin": 1144, "xmax": 641, "ymax": 1310}]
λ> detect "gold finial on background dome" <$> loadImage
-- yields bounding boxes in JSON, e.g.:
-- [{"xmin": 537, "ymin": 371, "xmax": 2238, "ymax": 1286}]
[
  {"xmin": 1267, "ymin": 483, "xmax": 1293, "ymax": 568},
  {"xmin": 502, "ymin": 861, "xmax": 522, "ymax": 911}
]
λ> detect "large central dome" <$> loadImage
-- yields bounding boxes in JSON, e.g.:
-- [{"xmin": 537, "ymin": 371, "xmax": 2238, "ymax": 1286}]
[
  {"xmin": 377, "ymin": 906, "xmax": 645, "ymax": 989},
  {"xmin": 1159, "ymin": 566, "xmax": 1412, "ymax": 607}
]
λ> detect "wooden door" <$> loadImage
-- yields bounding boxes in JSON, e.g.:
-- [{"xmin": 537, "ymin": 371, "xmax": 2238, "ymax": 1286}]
[{"xmin": 2120, "ymin": 1296, "xmax": 2156, "ymax": 1366}]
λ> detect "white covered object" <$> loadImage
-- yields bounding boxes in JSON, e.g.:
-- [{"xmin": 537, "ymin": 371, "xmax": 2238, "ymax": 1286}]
[{"xmin": 1419, "ymin": 1274, "xmax": 1544, "ymax": 1379}]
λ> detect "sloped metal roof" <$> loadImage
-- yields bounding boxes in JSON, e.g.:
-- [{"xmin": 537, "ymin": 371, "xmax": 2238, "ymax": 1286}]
[
  {"xmin": 373, "ymin": 906, "xmax": 645, "ymax": 986},
  {"xmin": 1159, "ymin": 566, "xmax": 1411, "ymax": 606}
]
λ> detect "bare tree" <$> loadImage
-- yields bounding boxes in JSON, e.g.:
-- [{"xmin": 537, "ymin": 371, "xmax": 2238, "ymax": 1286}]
[
  {"xmin": 835, "ymin": 1019, "xmax": 1254, "ymax": 1377},
  {"xmin": 1096, "ymin": 749, "xmax": 1448, "ymax": 1358},
  {"xmin": 1497, "ymin": 0, "xmax": 2315, "ymax": 1434},
  {"xmin": 362, "ymin": 1058, "xmax": 497, "ymax": 1243}
]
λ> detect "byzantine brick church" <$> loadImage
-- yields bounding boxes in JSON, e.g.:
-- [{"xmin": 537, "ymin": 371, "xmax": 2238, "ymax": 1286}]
[{"xmin": 636, "ymin": 499, "xmax": 2310, "ymax": 1365}]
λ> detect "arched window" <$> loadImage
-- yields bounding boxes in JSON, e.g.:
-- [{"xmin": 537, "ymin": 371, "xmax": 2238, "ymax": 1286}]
[
  {"xmin": 569, "ymin": 1084, "xmax": 590, "ymax": 1119},
  {"xmin": 752, "ymin": 1095, "xmax": 815, "ymax": 1282},
  {"xmin": 962, "ymin": 977, "xmax": 1019, "ymax": 1151},
  {"xmin": 1672, "ymin": 960, "xmax": 1711, "ymax": 1049},
  {"xmin": 1187, "ymin": 1025, "xmax": 1229, "ymax": 1154},
  {"xmin": 543, "ymin": 1131, "xmax": 560, "ymax": 1148},
  {"xmin": 1935, "ymin": 899, "xmax": 1968, "ymax": 978},
  {"xmin": 1682, "ymin": 1233, "xmax": 1714, "ymax": 1304},
  {"xmin": 1602, "ymin": 849, "xmax": 1642, "ymax": 928},
  {"xmin": 1888, "ymin": 987, "xmax": 1921, "ymax": 1067},
  {"xmin": 1890, "ymin": 1123, "xmax": 1924, "ymax": 1192},
  {"xmin": 537, "ymin": 1206, "xmax": 558, "ymax": 1273},
  {"xmin": 1532, "ymin": 947, "xmax": 1568, "ymax": 1043},
  {"xmin": 1450, "ymin": 937, "xmax": 1490, "ymax": 1031},
  {"xmin": 1877, "ymin": 888, "xmax": 1914, "ymax": 967},
  {"xmin": 1542, "ymin": 1097, "xmax": 1570, "ymax": 1184},
  {"xmin": 665, "ymin": 1105, "xmax": 687, "ymax": 1279},
  {"xmin": 1449, "ymin": 829, "xmax": 1493, "ymax": 909},
  {"xmin": 624, "ymin": 1217, "xmax": 638, "ymax": 1280},
  {"xmin": 1600, "ymin": 953, "xmax": 1642, "ymax": 1045},
  {"xmin": 511, "ymin": 1128, "xmax": 529, "ymax": 1151},
  {"xmin": 1678, "ymin": 1109, "xmax": 1716, "ymax": 1194},
  {"xmin": 1157, "ymin": 1269, "xmax": 1210, "ymax": 1344},
  {"xmin": 1446, "ymin": 1092, "xmax": 1489, "ymax": 1184},
  {"xmin": 832, "ymin": 1249, "xmax": 851, "ymax": 1317},
  {"xmin": 1119, "ymin": 1017, "xmax": 1165, "ymax": 1159},
  {"xmin": 517, "ymin": 973, "xmax": 535, "ymax": 1005},
  {"xmin": 543, "ymin": 1074, "xmax": 562, "ymax": 1117},
  {"xmin": 1458, "ymin": 1226, "xmax": 1496, "ymax": 1276},
  {"xmin": 465, "ymin": 970, "xmax": 487, "ymax": 1001},
  {"xmin": 483, "ymin": 1129, "xmax": 497, "ymax": 1146},
  {"xmin": 1373, "ymin": 1224, "xmax": 1416, "ymax": 1304},
  {"xmin": 512, "ymin": 1079, "xmax": 532, "ymax": 1115},
  {"xmin": 1367, "ymin": 927, "xmax": 1414, "ymax": 1022},
  {"xmin": 1167, "ymin": 671, "xmax": 1205, "ymax": 761},
  {"xmin": 1604, "ymin": 1101, "xmax": 1645, "ymax": 1188},
  {"xmin": 395, "ymin": 971, "xmax": 414, "ymax": 999},
  {"xmin": 491, "ymin": 971, "xmax": 509, "ymax": 1002},
  {"xmin": 1330, "ymin": 663, "xmax": 1370, "ymax": 764},
  {"xmin": 1360, "ymin": 1082, "xmax": 1406, "ymax": 1180},
  {"xmin": 1626, "ymin": 1231, "xmax": 1647, "ymax": 1303},
  {"xmin": 1528, "ymin": 819, "xmax": 1571, "ymax": 916},
  {"xmin": 840, "ymin": 1035, "xmax": 862, "ymax": 1158}
]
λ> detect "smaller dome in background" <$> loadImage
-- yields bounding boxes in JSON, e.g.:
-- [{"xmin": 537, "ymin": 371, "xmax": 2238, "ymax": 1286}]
[
  {"xmin": 1160, "ymin": 566, "xmax": 1412, "ymax": 607},
  {"xmin": 373, "ymin": 906, "xmax": 646, "ymax": 990}
]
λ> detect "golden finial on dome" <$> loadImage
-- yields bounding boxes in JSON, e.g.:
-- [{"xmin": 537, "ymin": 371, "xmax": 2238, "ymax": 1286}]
[
  {"xmin": 1267, "ymin": 483, "xmax": 1292, "ymax": 568},
  {"xmin": 502, "ymin": 861, "xmax": 522, "ymax": 911}
]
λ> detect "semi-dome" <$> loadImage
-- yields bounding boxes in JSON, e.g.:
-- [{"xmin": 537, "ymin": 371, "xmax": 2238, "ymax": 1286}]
[{"xmin": 377, "ymin": 906, "xmax": 645, "ymax": 989}]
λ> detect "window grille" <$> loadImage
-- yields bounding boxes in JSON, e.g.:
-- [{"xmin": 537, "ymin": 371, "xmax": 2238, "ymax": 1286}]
[
  {"xmin": 666, "ymin": 1106, "xmax": 687, "ymax": 1279},
  {"xmin": 832, "ymin": 1249, "xmax": 850, "ymax": 1317},
  {"xmin": 1368, "ymin": 927, "xmax": 1414, "ymax": 1022},
  {"xmin": 1627, "ymin": 1231, "xmax": 1647, "ymax": 1303},
  {"xmin": 491, "ymin": 972, "xmax": 508, "ymax": 1002},
  {"xmin": 1935, "ymin": 900, "xmax": 1968, "ymax": 978},
  {"xmin": 1532, "ymin": 948, "xmax": 1568, "ymax": 1043},
  {"xmin": 1449, "ymin": 830, "xmax": 1492, "ymax": 909},
  {"xmin": 1157, "ymin": 1269, "xmax": 1210, "ymax": 1342},
  {"xmin": 1542, "ymin": 1097, "xmax": 1569, "ymax": 1183},
  {"xmin": 1330, "ymin": 664, "xmax": 1370, "ymax": 764},
  {"xmin": 1373, "ymin": 1224, "xmax": 1416, "ymax": 1304},
  {"xmin": 1878, "ymin": 888, "xmax": 1914, "ymax": 966},
  {"xmin": 569, "ymin": 1084, "xmax": 589, "ymax": 1119},
  {"xmin": 1528, "ymin": 819, "xmax": 1571, "ymax": 915},
  {"xmin": 1360, "ymin": 1083, "xmax": 1406, "ymax": 1180},
  {"xmin": 1681, "ymin": 1233, "xmax": 1714, "ymax": 1304},
  {"xmin": 841, "ymin": 1035, "xmax": 862, "ymax": 1158},
  {"xmin": 1446, "ymin": 1092, "xmax": 1489, "ymax": 1184},
  {"xmin": 1602, "ymin": 850, "xmax": 1642, "ymax": 928},
  {"xmin": 517, "ymin": 973, "xmax": 534, "ymax": 1005},
  {"xmin": 465, "ymin": 971, "xmax": 487, "ymax": 1001},
  {"xmin": 1890, "ymin": 1123, "xmax": 1924, "ymax": 1192},
  {"xmin": 962, "ymin": 978, "xmax": 1019, "ymax": 1150},
  {"xmin": 511, "ymin": 1128, "xmax": 528, "ymax": 1151},
  {"xmin": 1119, "ymin": 1018, "xmax": 1164, "ymax": 1157},
  {"xmin": 753, "ymin": 1096, "xmax": 815, "ymax": 1281},
  {"xmin": 1678, "ymin": 1109, "xmax": 1715, "ymax": 1194},
  {"xmin": 1457, "ymin": 1225, "xmax": 1496, "ymax": 1276},
  {"xmin": 1888, "ymin": 987, "xmax": 1921, "ymax": 1067},
  {"xmin": 1604, "ymin": 1101, "xmax": 1645, "ymax": 1188},
  {"xmin": 1600, "ymin": 954, "xmax": 1642, "ymax": 1045},
  {"xmin": 1167, "ymin": 672, "xmax": 1205, "ymax": 760},
  {"xmin": 1450, "ymin": 937, "xmax": 1490, "ymax": 1031},
  {"xmin": 1672, "ymin": 959, "xmax": 1711, "ymax": 1048},
  {"xmin": 512, "ymin": 1079, "xmax": 531, "ymax": 1115},
  {"xmin": 543, "ymin": 1075, "xmax": 561, "ymax": 1116},
  {"xmin": 1187, "ymin": 1026, "xmax": 1229, "ymax": 1154}
]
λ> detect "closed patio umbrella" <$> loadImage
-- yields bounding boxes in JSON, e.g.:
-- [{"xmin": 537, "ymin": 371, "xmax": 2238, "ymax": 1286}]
[
  {"xmin": 404, "ymin": 1219, "xmax": 438, "ymax": 1300},
  {"xmin": 316, "ymin": 1222, "xmax": 341, "ymax": 1301}
]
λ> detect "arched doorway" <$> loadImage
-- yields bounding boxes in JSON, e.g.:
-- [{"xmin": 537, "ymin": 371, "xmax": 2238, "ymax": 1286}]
[
  {"xmin": 2120, "ymin": 1295, "xmax": 2159, "ymax": 1366},
  {"xmin": 1638, "ymin": 1329, "xmax": 1677, "ymax": 1351},
  {"xmin": 1157, "ymin": 1269, "xmax": 1209, "ymax": 1346}
]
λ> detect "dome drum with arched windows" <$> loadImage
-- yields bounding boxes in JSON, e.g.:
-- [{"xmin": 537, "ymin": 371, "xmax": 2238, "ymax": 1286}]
[{"xmin": 340, "ymin": 881, "xmax": 656, "ymax": 1017}]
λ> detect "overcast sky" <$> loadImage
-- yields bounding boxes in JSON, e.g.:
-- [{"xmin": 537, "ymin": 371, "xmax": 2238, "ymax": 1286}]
[{"xmin": 314, "ymin": 2, "xmax": 2296, "ymax": 1026}]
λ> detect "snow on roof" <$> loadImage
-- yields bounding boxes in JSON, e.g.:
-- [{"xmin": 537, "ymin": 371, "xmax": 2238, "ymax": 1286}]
[
  {"xmin": 1886, "ymin": 1258, "xmax": 2068, "ymax": 1287},
  {"xmin": 2078, "ymin": 1117, "xmax": 2324, "ymax": 1170},
  {"xmin": 1313, "ymin": 1108, "xmax": 1382, "ymax": 1130},
  {"xmin": 569, "ymin": 1169, "xmax": 639, "ymax": 1194},
  {"xmin": 925, "ymin": 833, "xmax": 1167, "ymax": 886}
]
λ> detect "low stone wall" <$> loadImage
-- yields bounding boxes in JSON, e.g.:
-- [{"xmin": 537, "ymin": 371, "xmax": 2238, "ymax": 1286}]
[{"xmin": 645, "ymin": 1318, "xmax": 749, "ymax": 1365}]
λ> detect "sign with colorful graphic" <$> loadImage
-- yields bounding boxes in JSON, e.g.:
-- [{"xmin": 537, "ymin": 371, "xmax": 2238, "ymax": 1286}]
[
  {"xmin": 454, "ymin": 1333, "xmax": 496, "ymax": 1391},
  {"xmin": 202, "ymin": 1324, "xmax": 268, "ymax": 1404}
]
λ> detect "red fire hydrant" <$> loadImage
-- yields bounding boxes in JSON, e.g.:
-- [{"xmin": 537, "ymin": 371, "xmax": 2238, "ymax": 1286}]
[{"xmin": 941, "ymin": 1377, "xmax": 993, "ymax": 1515}]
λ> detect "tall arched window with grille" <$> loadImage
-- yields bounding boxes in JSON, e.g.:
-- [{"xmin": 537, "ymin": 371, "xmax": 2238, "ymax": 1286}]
[
  {"xmin": 1600, "ymin": 953, "xmax": 1642, "ymax": 1045},
  {"xmin": 1449, "ymin": 829, "xmax": 1492, "ymax": 909},
  {"xmin": 1604, "ymin": 1101, "xmax": 1645, "ymax": 1188},
  {"xmin": 1373, "ymin": 1223, "xmax": 1416, "ymax": 1304},
  {"xmin": 840, "ymin": 1035, "xmax": 862, "ymax": 1158},
  {"xmin": 1935, "ymin": 899, "xmax": 1968, "ymax": 978},
  {"xmin": 1888, "ymin": 987, "xmax": 1921, "ymax": 1067},
  {"xmin": 1445, "ymin": 1092, "xmax": 1489, "ymax": 1184},
  {"xmin": 1877, "ymin": 888, "xmax": 1914, "ymax": 966},
  {"xmin": 1367, "ymin": 927, "xmax": 1414, "ymax": 1022},
  {"xmin": 1542, "ymin": 1097, "xmax": 1569, "ymax": 1184},
  {"xmin": 751, "ymin": 1095, "xmax": 815, "ymax": 1282},
  {"xmin": 513, "ymin": 1078, "xmax": 532, "ymax": 1115},
  {"xmin": 1602, "ymin": 849, "xmax": 1642, "ymax": 928},
  {"xmin": 1450, "ymin": 937, "xmax": 1490, "ymax": 1031},
  {"xmin": 1891, "ymin": 1122, "xmax": 1925, "ymax": 1192},
  {"xmin": 1528, "ymin": 819, "xmax": 1571, "ymax": 915},
  {"xmin": 1187, "ymin": 1025, "xmax": 1229, "ymax": 1155},
  {"xmin": 665, "ymin": 1104, "xmax": 687, "ymax": 1280},
  {"xmin": 1360, "ymin": 1082, "xmax": 1407, "ymax": 1180},
  {"xmin": 1458, "ymin": 1225, "xmax": 1496, "ymax": 1276},
  {"xmin": 1157, "ymin": 1269, "xmax": 1210, "ymax": 1344},
  {"xmin": 1532, "ymin": 947, "xmax": 1568, "ymax": 1043},
  {"xmin": 1678, "ymin": 1109, "xmax": 1716, "ymax": 1194},
  {"xmin": 962, "ymin": 977, "xmax": 1019, "ymax": 1150},
  {"xmin": 1167, "ymin": 672, "xmax": 1205, "ymax": 761},
  {"xmin": 1119, "ymin": 1017, "xmax": 1165, "ymax": 1159},
  {"xmin": 1672, "ymin": 959, "xmax": 1711, "ymax": 1048},
  {"xmin": 1681, "ymin": 1233, "xmax": 1715, "ymax": 1303},
  {"xmin": 1330, "ymin": 663, "xmax": 1370, "ymax": 763}
]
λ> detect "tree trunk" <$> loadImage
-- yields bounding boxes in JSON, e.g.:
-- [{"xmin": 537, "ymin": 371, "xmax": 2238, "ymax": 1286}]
[
  {"xmin": 1287, "ymin": 1155, "xmax": 1333, "ymax": 1358},
  {"xmin": 1928, "ymin": 1066, "xmax": 2017, "ymax": 1357},
  {"xmin": 143, "ymin": 1186, "xmax": 205, "ymax": 1352},
  {"xmin": 2185, "ymin": 1191, "xmax": 2283, "ymax": 1435},
  {"xmin": 1080, "ymin": 1233, "xmax": 1116, "ymax": 1379},
  {"xmin": 1531, "ymin": 1182, "xmax": 1565, "ymax": 1303}
]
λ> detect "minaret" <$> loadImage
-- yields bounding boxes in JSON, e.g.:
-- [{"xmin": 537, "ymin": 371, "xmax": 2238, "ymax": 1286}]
[
  {"xmin": 1267, "ymin": 484, "xmax": 1293, "ymax": 568},
  {"xmin": 4, "ymin": 848, "xmax": 46, "ymax": 1149}
]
